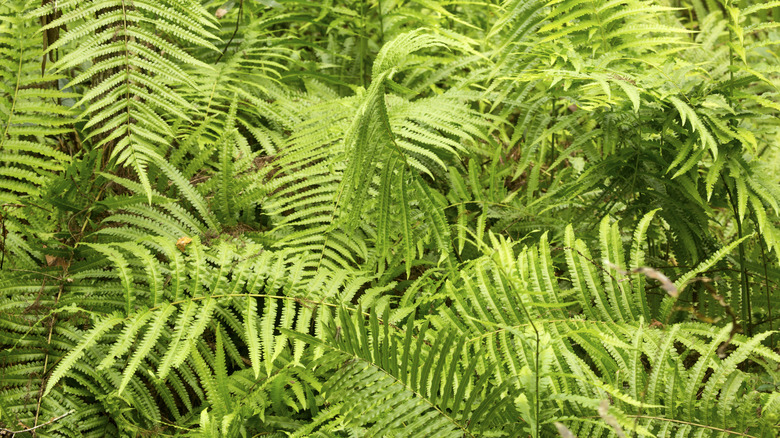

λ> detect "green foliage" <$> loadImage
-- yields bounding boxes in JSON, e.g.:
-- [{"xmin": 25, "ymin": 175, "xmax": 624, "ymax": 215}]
[{"xmin": 1, "ymin": 0, "xmax": 779, "ymax": 437}]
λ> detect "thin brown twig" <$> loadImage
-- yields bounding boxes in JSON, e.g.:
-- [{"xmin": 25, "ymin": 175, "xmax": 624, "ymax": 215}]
[
  {"xmin": 0, "ymin": 410, "xmax": 74, "ymax": 436},
  {"xmin": 32, "ymin": 253, "xmax": 71, "ymax": 434},
  {"xmin": 604, "ymin": 261, "xmax": 677, "ymax": 297},
  {"xmin": 215, "ymin": 0, "xmax": 243, "ymax": 64}
]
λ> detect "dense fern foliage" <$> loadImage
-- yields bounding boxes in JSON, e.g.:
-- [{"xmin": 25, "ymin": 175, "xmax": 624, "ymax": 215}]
[{"xmin": 1, "ymin": 0, "xmax": 779, "ymax": 436}]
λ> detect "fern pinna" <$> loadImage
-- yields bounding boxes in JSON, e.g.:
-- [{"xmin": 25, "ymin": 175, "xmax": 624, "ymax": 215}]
[{"xmin": 1, "ymin": 0, "xmax": 779, "ymax": 437}]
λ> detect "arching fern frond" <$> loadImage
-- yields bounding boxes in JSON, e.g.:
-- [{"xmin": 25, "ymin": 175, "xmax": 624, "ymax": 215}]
[
  {"xmin": 26, "ymin": 235, "xmax": 352, "ymax": 435},
  {"xmin": 289, "ymin": 306, "xmax": 517, "ymax": 437},
  {"xmin": 429, "ymin": 216, "xmax": 778, "ymax": 436}
]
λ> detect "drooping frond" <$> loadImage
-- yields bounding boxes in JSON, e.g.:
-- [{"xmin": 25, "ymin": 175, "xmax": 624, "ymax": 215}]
[{"xmin": 258, "ymin": 30, "xmax": 489, "ymax": 274}]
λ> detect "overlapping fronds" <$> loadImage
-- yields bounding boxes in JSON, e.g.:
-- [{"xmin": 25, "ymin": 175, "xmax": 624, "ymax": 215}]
[
  {"xmin": 2, "ymin": 232, "xmax": 362, "ymax": 435},
  {"xmin": 431, "ymin": 214, "xmax": 780, "ymax": 436},
  {"xmin": 0, "ymin": 1, "xmax": 74, "ymax": 267},
  {"xmin": 290, "ymin": 307, "xmax": 516, "ymax": 437},
  {"xmin": 258, "ymin": 30, "xmax": 488, "ymax": 274},
  {"xmin": 32, "ymin": 0, "xmax": 219, "ymax": 198},
  {"xmin": 1, "ymin": 0, "xmax": 779, "ymax": 437}
]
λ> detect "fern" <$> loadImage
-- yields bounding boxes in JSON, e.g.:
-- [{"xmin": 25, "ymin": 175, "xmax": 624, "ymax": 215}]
[
  {"xmin": 1, "ymin": 0, "xmax": 779, "ymax": 436},
  {"xmin": 32, "ymin": 0, "xmax": 219, "ymax": 199}
]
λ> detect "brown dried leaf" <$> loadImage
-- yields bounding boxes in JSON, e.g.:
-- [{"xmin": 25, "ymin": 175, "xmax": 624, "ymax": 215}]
[
  {"xmin": 605, "ymin": 260, "xmax": 678, "ymax": 298},
  {"xmin": 45, "ymin": 254, "xmax": 69, "ymax": 269},
  {"xmin": 176, "ymin": 237, "xmax": 193, "ymax": 252}
]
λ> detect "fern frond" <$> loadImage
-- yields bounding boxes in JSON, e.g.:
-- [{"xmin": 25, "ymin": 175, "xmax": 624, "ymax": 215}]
[{"xmin": 32, "ymin": 0, "xmax": 218, "ymax": 199}]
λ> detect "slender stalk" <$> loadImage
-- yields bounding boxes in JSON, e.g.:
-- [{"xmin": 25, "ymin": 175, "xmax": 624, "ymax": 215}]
[
  {"xmin": 758, "ymin": 229, "xmax": 772, "ymax": 345},
  {"xmin": 359, "ymin": 0, "xmax": 368, "ymax": 87},
  {"xmin": 215, "ymin": 0, "xmax": 244, "ymax": 64},
  {"xmin": 549, "ymin": 96, "xmax": 556, "ymax": 184},
  {"xmin": 721, "ymin": 173, "xmax": 752, "ymax": 335},
  {"xmin": 734, "ymin": 213, "xmax": 752, "ymax": 337},
  {"xmin": 2, "ymin": 410, "xmax": 74, "ymax": 435},
  {"xmin": 33, "ymin": 279, "xmax": 65, "ymax": 435},
  {"xmin": 0, "ymin": 207, "xmax": 6, "ymax": 270},
  {"xmin": 377, "ymin": 0, "xmax": 385, "ymax": 46},
  {"xmin": 492, "ymin": 264, "xmax": 541, "ymax": 437},
  {"xmin": 721, "ymin": 2, "xmax": 752, "ymax": 335},
  {"xmin": 513, "ymin": 280, "xmax": 540, "ymax": 437}
]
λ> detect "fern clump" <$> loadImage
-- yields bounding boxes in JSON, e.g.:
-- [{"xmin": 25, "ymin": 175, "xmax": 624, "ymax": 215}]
[{"xmin": 1, "ymin": 0, "xmax": 778, "ymax": 437}]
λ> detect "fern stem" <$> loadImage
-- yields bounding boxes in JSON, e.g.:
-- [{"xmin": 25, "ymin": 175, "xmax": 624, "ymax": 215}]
[
  {"xmin": 590, "ymin": 0, "xmax": 609, "ymax": 53},
  {"xmin": 377, "ymin": 0, "xmax": 385, "ymax": 46},
  {"xmin": 727, "ymin": 0, "xmax": 734, "ymax": 93},
  {"xmin": 533, "ymin": 315, "xmax": 539, "ymax": 438},
  {"xmin": 34, "ymin": 277, "xmax": 67, "ymax": 432},
  {"xmin": 722, "ymin": 0, "xmax": 753, "ymax": 335},
  {"xmin": 721, "ymin": 173, "xmax": 752, "ymax": 336},
  {"xmin": 118, "ymin": 0, "xmax": 131, "ymax": 170},
  {"xmin": 215, "ymin": 0, "xmax": 243, "ymax": 64},
  {"xmin": 735, "ymin": 213, "xmax": 752, "ymax": 337},
  {"xmin": 508, "ymin": 274, "xmax": 540, "ymax": 437},
  {"xmin": 0, "ymin": 207, "xmax": 5, "ymax": 270},
  {"xmin": 359, "ymin": 0, "xmax": 368, "ymax": 87},
  {"xmin": 549, "ymin": 96, "xmax": 556, "ymax": 184},
  {"xmin": 758, "ymin": 226, "xmax": 772, "ymax": 345},
  {"xmin": 487, "ymin": 261, "xmax": 542, "ymax": 435}
]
